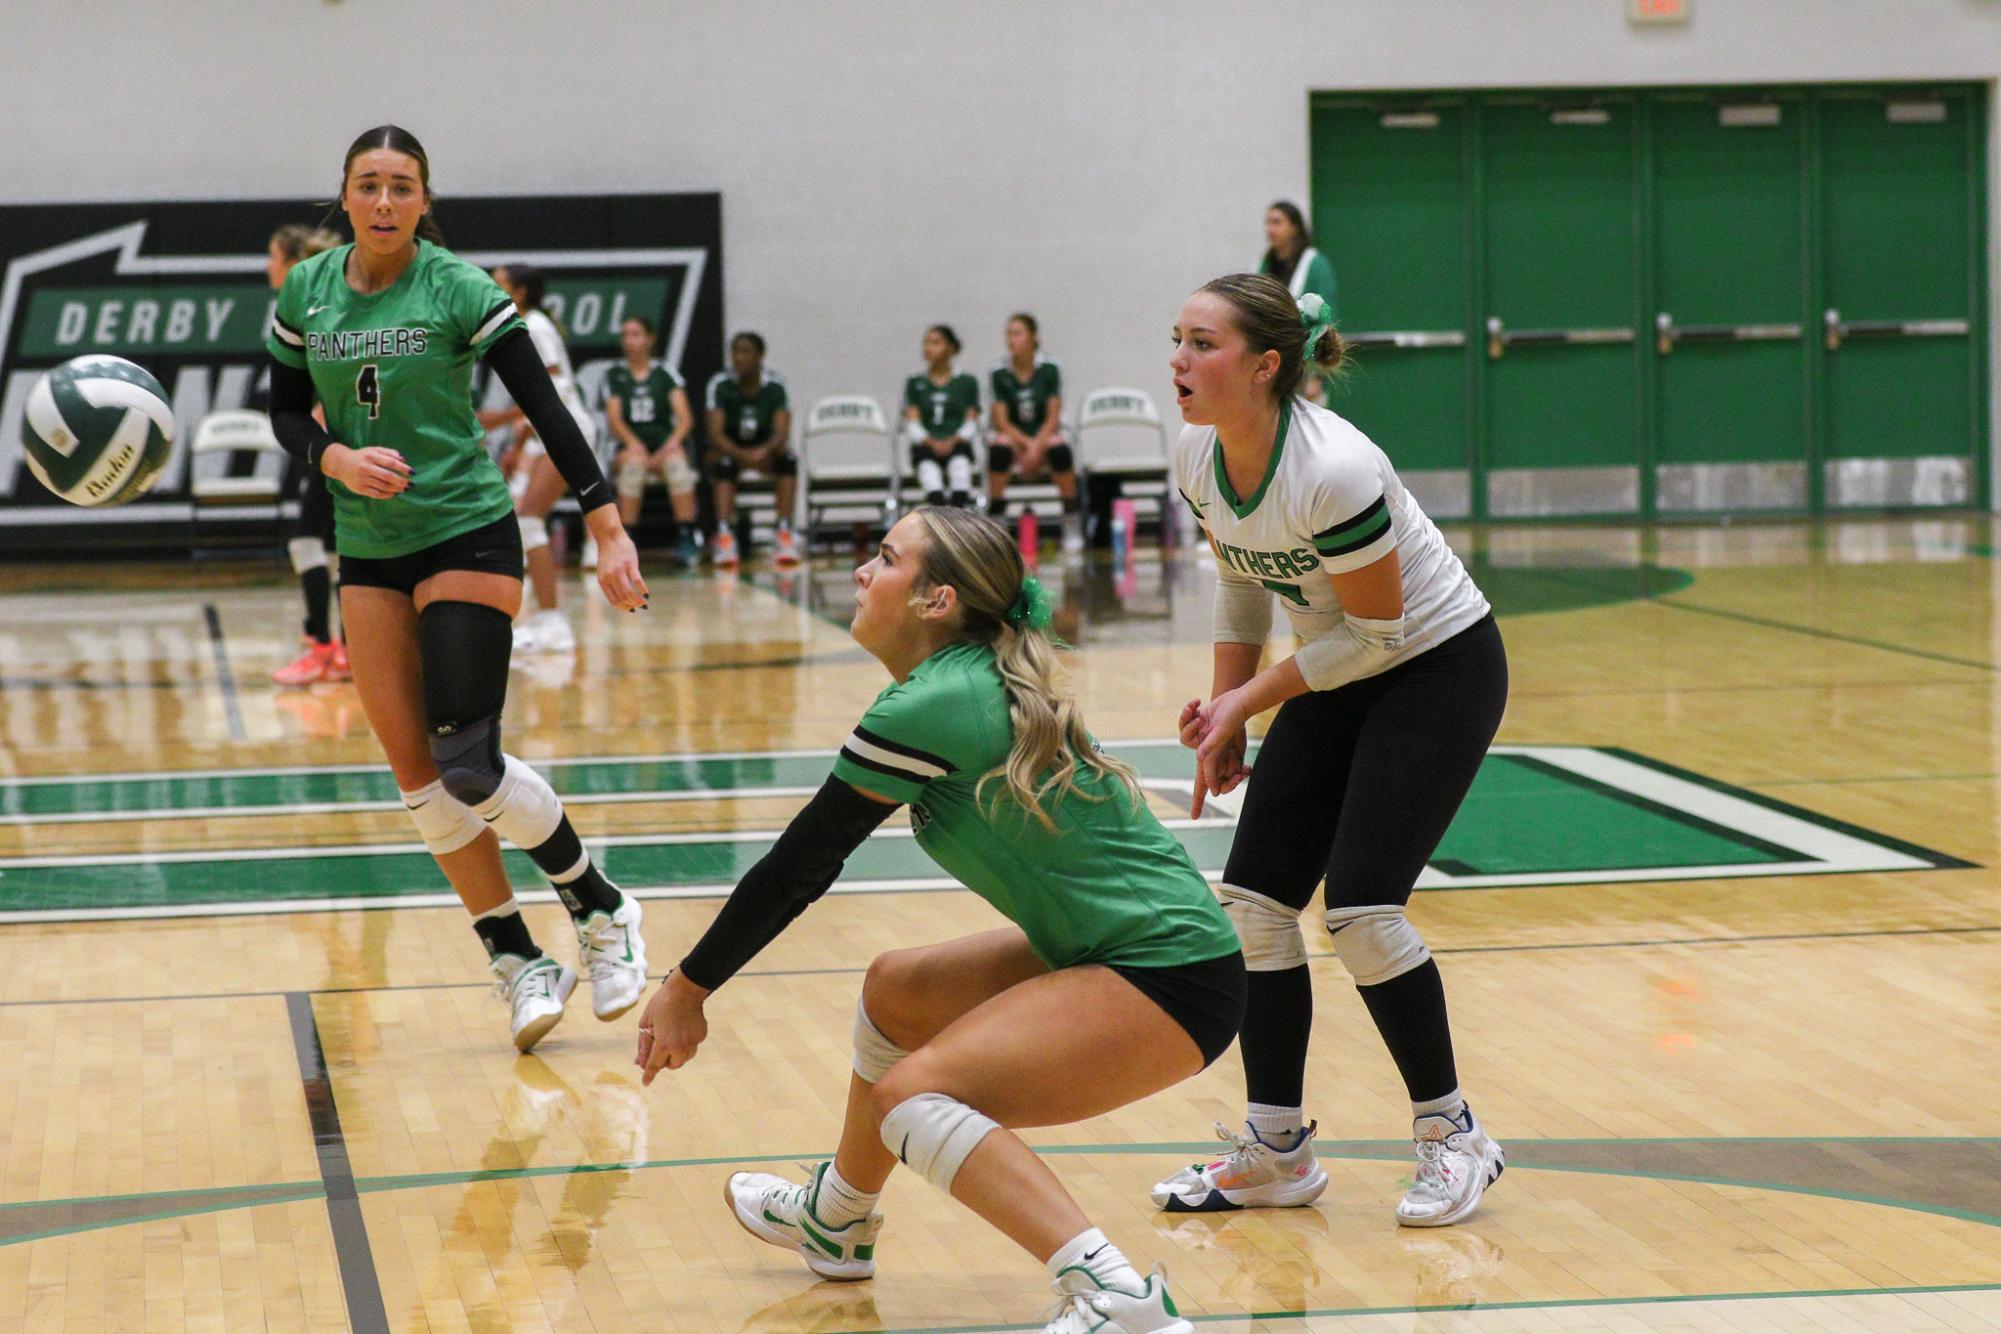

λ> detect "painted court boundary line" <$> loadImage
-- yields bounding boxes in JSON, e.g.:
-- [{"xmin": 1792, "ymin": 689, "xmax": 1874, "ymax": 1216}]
[
  {"xmin": 283, "ymin": 992, "xmax": 388, "ymax": 1333},
  {"xmin": 0, "ymin": 748, "xmax": 1967, "ymax": 925}
]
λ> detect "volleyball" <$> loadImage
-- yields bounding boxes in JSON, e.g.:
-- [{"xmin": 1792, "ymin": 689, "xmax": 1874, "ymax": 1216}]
[{"xmin": 23, "ymin": 354, "xmax": 176, "ymax": 507}]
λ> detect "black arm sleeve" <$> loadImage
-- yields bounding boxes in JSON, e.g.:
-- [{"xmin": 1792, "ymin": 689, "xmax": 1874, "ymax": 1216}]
[
  {"xmin": 268, "ymin": 357, "xmax": 334, "ymax": 470},
  {"xmin": 484, "ymin": 328, "xmax": 613, "ymax": 513},
  {"xmin": 678, "ymin": 778, "xmax": 899, "ymax": 991}
]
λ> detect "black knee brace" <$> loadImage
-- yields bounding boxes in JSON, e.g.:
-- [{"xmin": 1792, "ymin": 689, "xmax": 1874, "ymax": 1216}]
[
  {"xmin": 986, "ymin": 443, "xmax": 1016, "ymax": 474},
  {"xmin": 420, "ymin": 601, "xmax": 513, "ymax": 807},
  {"xmin": 1046, "ymin": 442, "xmax": 1075, "ymax": 473}
]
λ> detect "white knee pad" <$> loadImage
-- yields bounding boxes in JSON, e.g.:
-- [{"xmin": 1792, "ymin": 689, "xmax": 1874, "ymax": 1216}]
[
  {"xmin": 517, "ymin": 514, "xmax": 549, "ymax": 551},
  {"xmin": 1218, "ymin": 883, "xmax": 1307, "ymax": 972},
  {"xmin": 288, "ymin": 536, "xmax": 327, "ymax": 575},
  {"xmin": 852, "ymin": 996, "xmax": 909, "ymax": 1083},
  {"xmin": 1324, "ymin": 904, "xmax": 1431, "ymax": 986},
  {"xmin": 616, "ymin": 460, "xmax": 647, "ymax": 500},
  {"xmin": 661, "ymin": 448, "xmax": 697, "ymax": 494},
  {"xmin": 915, "ymin": 458, "xmax": 944, "ymax": 496},
  {"xmin": 401, "ymin": 780, "xmax": 485, "ymax": 857},
  {"xmin": 471, "ymin": 754, "xmax": 565, "ymax": 851},
  {"xmin": 879, "ymin": 1092, "xmax": 998, "ymax": 1193},
  {"xmin": 945, "ymin": 454, "xmax": 973, "ymax": 493}
]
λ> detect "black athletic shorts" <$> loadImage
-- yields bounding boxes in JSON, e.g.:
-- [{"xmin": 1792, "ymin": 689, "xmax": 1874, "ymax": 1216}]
[
  {"xmin": 338, "ymin": 513, "xmax": 525, "ymax": 596},
  {"xmin": 1109, "ymin": 950, "xmax": 1247, "ymax": 1068}
]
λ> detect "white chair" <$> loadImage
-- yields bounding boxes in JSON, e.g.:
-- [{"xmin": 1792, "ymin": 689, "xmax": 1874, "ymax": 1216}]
[
  {"xmin": 188, "ymin": 409, "xmax": 290, "ymax": 558},
  {"xmin": 800, "ymin": 394, "xmax": 897, "ymax": 540},
  {"xmin": 1074, "ymin": 387, "xmax": 1175, "ymax": 541}
]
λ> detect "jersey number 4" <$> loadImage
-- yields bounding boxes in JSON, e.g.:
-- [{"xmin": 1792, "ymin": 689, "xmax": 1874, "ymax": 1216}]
[{"xmin": 355, "ymin": 364, "xmax": 382, "ymax": 420}]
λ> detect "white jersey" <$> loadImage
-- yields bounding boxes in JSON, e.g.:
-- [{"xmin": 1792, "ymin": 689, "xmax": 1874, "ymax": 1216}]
[
  {"xmin": 520, "ymin": 308, "xmax": 595, "ymax": 451},
  {"xmin": 1173, "ymin": 396, "xmax": 1489, "ymax": 678}
]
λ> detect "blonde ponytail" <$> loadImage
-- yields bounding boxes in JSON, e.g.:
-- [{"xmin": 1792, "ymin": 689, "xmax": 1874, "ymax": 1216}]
[{"xmin": 907, "ymin": 506, "xmax": 1140, "ymax": 829}]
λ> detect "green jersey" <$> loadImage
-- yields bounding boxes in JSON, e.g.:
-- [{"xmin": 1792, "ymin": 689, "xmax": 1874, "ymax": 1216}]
[
  {"xmin": 904, "ymin": 371, "xmax": 980, "ymax": 440},
  {"xmin": 831, "ymin": 642, "xmax": 1239, "ymax": 970},
  {"xmin": 989, "ymin": 357, "xmax": 1062, "ymax": 435},
  {"xmin": 706, "ymin": 371, "xmax": 788, "ymax": 445},
  {"xmin": 267, "ymin": 240, "xmax": 521, "ymax": 559},
  {"xmin": 605, "ymin": 360, "xmax": 686, "ymax": 450}
]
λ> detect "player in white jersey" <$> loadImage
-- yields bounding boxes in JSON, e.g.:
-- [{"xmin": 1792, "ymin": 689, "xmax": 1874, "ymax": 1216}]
[
  {"xmin": 479, "ymin": 265, "xmax": 599, "ymax": 653},
  {"xmin": 1154, "ymin": 273, "xmax": 1508, "ymax": 1227}
]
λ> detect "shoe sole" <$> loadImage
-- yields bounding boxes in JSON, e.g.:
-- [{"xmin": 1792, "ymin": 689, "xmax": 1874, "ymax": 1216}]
[
  {"xmin": 511, "ymin": 966, "xmax": 577, "ymax": 1052},
  {"xmin": 1396, "ymin": 1145, "xmax": 1505, "ymax": 1228},
  {"xmin": 722, "ymin": 1175, "xmax": 873, "ymax": 1281},
  {"xmin": 1155, "ymin": 1164, "xmax": 1330, "ymax": 1212}
]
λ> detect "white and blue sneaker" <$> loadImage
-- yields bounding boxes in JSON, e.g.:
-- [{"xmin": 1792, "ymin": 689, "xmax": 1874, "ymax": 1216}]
[
  {"xmin": 726, "ymin": 1161, "xmax": 883, "ymax": 1281},
  {"xmin": 1397, "ymin": 1105, "xmax": 1504, "ymax": 1227},
  {"xmin": 1043, "ymin": 1263, "xmax": 1194, "ymax": 1334},
  {"xmin": 576, "ymin": 894, "xmax": 647, "ymax": 1021},
  {"xmin": 1149, "ymin": 1121, "xmax": 1327, "ymax": 1212}
]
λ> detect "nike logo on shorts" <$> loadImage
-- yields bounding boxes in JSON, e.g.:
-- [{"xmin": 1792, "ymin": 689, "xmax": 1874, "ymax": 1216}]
[{"xmin": 473, "ymin": 548, "xmax": 505, "ymax": 560}]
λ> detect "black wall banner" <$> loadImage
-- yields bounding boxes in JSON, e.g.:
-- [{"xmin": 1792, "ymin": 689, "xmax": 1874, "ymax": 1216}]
[{"xmin": 0, "ymin": 192, "xmax": 722, "ymax": 545}]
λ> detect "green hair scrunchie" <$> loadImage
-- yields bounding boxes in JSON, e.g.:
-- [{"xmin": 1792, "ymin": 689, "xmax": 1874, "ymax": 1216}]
[
  {"xmin": 1003, "ymin": 574, "xmax": 1054, "ymax": 631},
  {"xmin": 1298, "ymin": 291, "xmax": 1337, "ymax": 349}
]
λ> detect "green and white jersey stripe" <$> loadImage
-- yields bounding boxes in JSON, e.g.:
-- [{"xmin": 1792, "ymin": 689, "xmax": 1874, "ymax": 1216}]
[{"xmin": 1173, "ymin": 396, "xmax": 1489, "ymax": 673}]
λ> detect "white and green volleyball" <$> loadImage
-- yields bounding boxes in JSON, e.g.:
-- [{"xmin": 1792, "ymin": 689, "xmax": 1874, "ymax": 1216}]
[{"xmin": 23, "ymin": 355, "xmax": 175, "ymax": 507}]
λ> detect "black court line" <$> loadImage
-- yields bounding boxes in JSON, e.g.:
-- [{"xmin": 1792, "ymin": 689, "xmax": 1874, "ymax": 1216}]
[
  {"xmin": 1653, "ymin": 595, "xmax": 2001, "ymax": 675},
  {"xmin": 201, "ymin": 603, "xmax": 247, "ymax": 742},
  {"xmin": 1603, "ymin": 747, "xmax": 1977, "ymax": 870},
  {"xmin": 284, "ymin": 992, "xmax": 388, "ymax": 1333},
  {"xmin": 10, "ymin": 924, "xmax": 2001, "ymax": 1010}
]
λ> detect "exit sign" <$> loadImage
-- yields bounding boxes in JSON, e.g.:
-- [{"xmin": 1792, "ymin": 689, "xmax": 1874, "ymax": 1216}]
[{"xmin": 1631, "ymin": 0, "xmax": 1690, "ymax": 23}]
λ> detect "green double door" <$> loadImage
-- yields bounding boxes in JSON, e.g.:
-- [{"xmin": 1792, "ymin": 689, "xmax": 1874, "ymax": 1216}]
[{"xmin": 1310, "ymin": 84, "xmax": 1986, "ymax": 518}]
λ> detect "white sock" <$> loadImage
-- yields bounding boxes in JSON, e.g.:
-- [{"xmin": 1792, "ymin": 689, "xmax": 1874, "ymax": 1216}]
[
  {"xmin": 809, "ymin": 1162, "xmax": 879, "ymax": 1229},
  {"xmin": 1247, "ymin": 1102, "xmax": 1305, "ymax": 1145},
  {"xmin": 1412, "ymin": 1088, "xmax": 1467, "ymax": 1122},
  {"xmin": 1047, "ymin": 1226, "xmax": 1144, "ymax": 1297}
]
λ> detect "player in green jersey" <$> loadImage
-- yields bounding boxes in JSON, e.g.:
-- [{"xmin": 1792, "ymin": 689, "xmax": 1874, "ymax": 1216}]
[
  {"xmin": 903, "ymin": 324, "xmax": 982, "ymax": 508},
  {"xmin": 1259, "ymin": 202, "xmax": 1339, "ymax": 404},
  {"xmin": 266, "ymin": 125, "xmax": 651, "ymax": 1052},
  {"xmin": 987, "ymin": 312, "xmax": 1083, "ymax": 553},
  {"xmin": 703, "ymin": 331, "xmax": 801, "ymax": 570},
  {"xmin": 636, "ymin": 507, "xmax": 1243, "ymax": 1333},
  {"xmin": 603, "ymin": 315, "xmax": 700, "ymax": 568}
]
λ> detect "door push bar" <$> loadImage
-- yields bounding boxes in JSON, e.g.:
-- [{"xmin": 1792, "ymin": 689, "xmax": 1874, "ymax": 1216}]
[
  {"xmin": 1654, "ymin": 313, "xmax": 1804, "ymax": 355},
  {"xmin": 1485, "ymin": 317, "xmax": 1635, "ymax": 360},
  {"xmin": 1823, "ymin": 308, "xmax": 1970, "ymax": 351}
]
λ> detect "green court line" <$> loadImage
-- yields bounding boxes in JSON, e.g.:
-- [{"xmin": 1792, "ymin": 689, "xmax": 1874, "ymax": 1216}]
[
  {"xmin": 875, "ymin": 1282, "xmax": 2001, "ymax": 1334},
  {"xmin": 9, "ymin": 1137, "xmax": 2001, "ymax": 1259}
]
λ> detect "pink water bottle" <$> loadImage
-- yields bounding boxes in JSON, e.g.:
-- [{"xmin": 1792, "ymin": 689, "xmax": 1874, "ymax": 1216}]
[
  {"xmin": 1110, "ymin": 498, "xmax": 1136, "ymax": 566},
  {"xmin": 1017, "ymin": 510, "xmax": 1039, "ymax": 565}
]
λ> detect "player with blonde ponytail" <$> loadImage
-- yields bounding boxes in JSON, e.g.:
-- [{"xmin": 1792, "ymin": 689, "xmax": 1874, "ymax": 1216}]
[{"xmin": 637, "ymin": 505, "xmax": 1244, "ymax": 1333}]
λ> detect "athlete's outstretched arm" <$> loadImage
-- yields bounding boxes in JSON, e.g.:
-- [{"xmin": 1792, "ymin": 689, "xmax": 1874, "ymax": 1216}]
[
  {"xmin": 483, "ymin": 329, "xmax": 611, "ymax": 511},
  {"xmin": 485, "ymin": 330, "xmax": 649, "ymax": 611},
  {"xmin": 637, "ymin": 778, "xmax": 899, "ymax": 1080}
]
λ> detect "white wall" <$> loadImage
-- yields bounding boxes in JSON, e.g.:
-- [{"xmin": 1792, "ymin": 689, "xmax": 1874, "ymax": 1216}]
[{"xmin": 5, "ymin": 0, "xmax": 1998, "ymax": 486}]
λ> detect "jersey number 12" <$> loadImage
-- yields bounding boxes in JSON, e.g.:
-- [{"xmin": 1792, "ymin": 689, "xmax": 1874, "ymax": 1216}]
[{"xmin": 355, "ymin": 364, "xmax": 382, "ymax": 420}]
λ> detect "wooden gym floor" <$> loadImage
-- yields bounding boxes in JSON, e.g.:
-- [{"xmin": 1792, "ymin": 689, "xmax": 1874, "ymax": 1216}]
[{"xmin": 1, "ymin": 515, "xmax": 1999, "ymax": 1332}]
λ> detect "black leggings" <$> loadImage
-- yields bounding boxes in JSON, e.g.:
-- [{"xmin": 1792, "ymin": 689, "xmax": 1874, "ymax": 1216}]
[{"xmin": 1225, "ymin": 615, "xmax": 1508, "ymax": 914}]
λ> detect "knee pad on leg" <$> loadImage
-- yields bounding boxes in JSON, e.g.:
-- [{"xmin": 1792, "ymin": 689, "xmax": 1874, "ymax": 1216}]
[
  {"xmin": 1046, "ymin": 442, "xmax": 1075, "ymax": 473},
  {"xmin": 771, "ymin": 450, "xmax": 799, "ymax": 477},
  {"xmin": 517, "ymin": 514, "xmax": 549, "ymax": 551},
  {"xmin": 986, "ymin": 443, "xmax": 1016, "ymax": 474},
  {"xmin": 616, "ymin": 460, "xmax": 647, "ymax": 500},
  {"xmin": 1324, "ymin": 904, "xmax": 1431, "ymax": 986},
  {"xmin": 467, "ymin": 753, "xmax": 566, "ymax": 850},
  {"xmin": 852, "ymin": 995, "xmax": 909, "ymax": 1083},
  {"xmin": 914, "ymin": 456, "xmax": 945, "ymax": 498},
  {"xmin": 1219, "ymin": 883, "xmax": 1307, "ymax": 972},
  {"xmin": 400, "ymin": 779, "xmax": 485, "ymax": 857},
  {"xmin": 879, "ymin": 1092, "xmax": 998, "ymax": 1193},
  {"xmin": 661, "ymin": 449, "xmax": 697, "ymax": 493},
  {"xmin": 288, "ymin": 536, "xmax": 327, "ymax": 575},
  {"xmin": 945, "ymin": 454, "xmax": 973, "ymax": 494}
]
